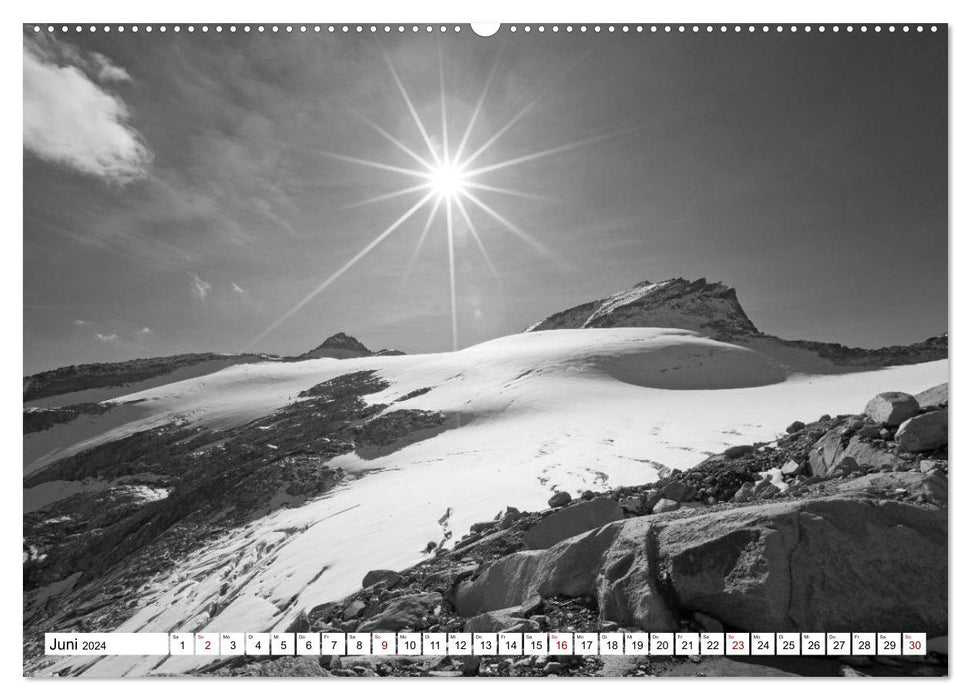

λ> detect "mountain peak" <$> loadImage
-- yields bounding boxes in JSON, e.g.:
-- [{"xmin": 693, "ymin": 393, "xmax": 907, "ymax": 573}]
[
  {"xmin": 299, "ymin": 332, "xmax": 373, "ymax": 360},
  {"xmin": 526, "ymin": 277, "xmax": 759, "ymax": 339}
]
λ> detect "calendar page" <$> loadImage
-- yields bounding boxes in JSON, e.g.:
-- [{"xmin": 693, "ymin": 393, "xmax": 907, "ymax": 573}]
[{"xmin": 23, "ymin": 19, "xmax": 948, "ymax": 680}]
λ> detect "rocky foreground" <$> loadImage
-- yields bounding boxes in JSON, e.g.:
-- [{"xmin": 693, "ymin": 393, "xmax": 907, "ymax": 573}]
[{"xmin": 194, "ymin": 384, "xmax": 948, "ymax": 678}]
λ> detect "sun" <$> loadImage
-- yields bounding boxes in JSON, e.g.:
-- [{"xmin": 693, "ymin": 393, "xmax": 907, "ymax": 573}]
[
  {"xmin": 249, "ymin": 49, "xmax": 624, "ymax": 353},
  {"xmin": 427, "ymin": 160, "xmax": 468, "ymax": 199}
]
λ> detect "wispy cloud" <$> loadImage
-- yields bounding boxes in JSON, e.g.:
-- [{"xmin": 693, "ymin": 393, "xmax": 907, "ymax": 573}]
[
  {"xmin": 23, "ymin": 37, "xmax": 151, "ymax": 184},
  {"xmin": 189, "ymin": 272, "xmax": 211, "ymax": 300},
  {"xmin": 135, "ymin": 326, "xmax": 154, "ymax": 335},
  {"xmin": 73, "ymin": 319, "xmax": 89, "ymax": 326},
  {"xmin": 95, "ymin": 332, "xmax": 118, "ymax": 342},
  {"xmin": 232, "ymin": 282, "xmax": 247, "ymax": 295},
  {"xmin": 90, "ymin": 52, "xmax": 132, "ymax": 83}
]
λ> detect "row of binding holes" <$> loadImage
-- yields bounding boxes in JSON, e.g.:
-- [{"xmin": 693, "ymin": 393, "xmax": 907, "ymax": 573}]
[
  {"xmin": 32, "ymin": 25, "xmax": 462, "ymax": 33},
  {"xmin": 31, "ymin": 25, "xmax": 939, "ymax": 34}
]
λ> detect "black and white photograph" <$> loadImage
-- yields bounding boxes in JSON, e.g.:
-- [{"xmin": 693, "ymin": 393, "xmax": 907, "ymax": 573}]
[{"xmin": 22, "ymin": 20, "xmax": 948, "ymax": 679}]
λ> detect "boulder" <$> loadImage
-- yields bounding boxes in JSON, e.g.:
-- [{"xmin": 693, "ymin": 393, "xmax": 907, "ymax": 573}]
[
  {"xmin": 356, "ymin": 592, "xmax": 442, "ymax": 632},
  {"xmin": 732, "ymin": 483, "xmax": 755, "ymax": 503},
  {"xmin": 454, "ymin": 494, "xmax": 946, "ymax": 636},
  {"xmin": 620, "ymin": 495, "xmax": 645, "ymax": 514},
  {"xmin": 864, "ymin": 392, "xmax": 919, "ymax": 427},
  {"xmin": 342, "ymin": 600, "xmax": 365, "ymax": 620},
  {"xmin": 452, "ymin": 526, "xmax": 617, "ymax": 617},
  {"xmin": 596, "ymin": 518, "xmax": 680, "ymax": 630},
  {"xmin": 895, "ymin": 411, "xmax": 948, "ymax": 453},
  {"xmin": 361, "ymin": 569, "xmax": 403, "ymax": 589},
  {"xmin": 547, "ymin": 491, "xmax": 571, "ymax": 508},
  {"xmin": 660, "ymin": 481, "xmax": 696, "ymax": 502},
  {"xmin": 651, "ymin": 498, "xmax": 681, "ymax": 514},
  {"xmin": 464, "ymin": 606, "xmax": 538, "ymax": 633},
  {"xmin": 785, "ymin": 421, "xmax": 806, "ymax": 434},
  {"xmin": 808, "ymin": 429, "xmax": 845, "ymax": 476},
  {"xmin": 658, "ymin": 497, "xmax": 946, "ymax": 634},
  {"xmin": 724, "ymin": 445, "xmax": 755, "ymax": 459},
  {"xmin": 781, "ymin": 460, "xmax": 805, "ymax": 477},
  {"xmin": 829, "ymin": 471, "xmax": 947, "ymax": 507},
  {"xmin": 914, "ymin": 383, "xmax": 948, "ymax": 410},
  {"xmin": 809, "ymin": 430, "xmax": 907, "ymax": 477},
  {"xmin": 753, "ymin": 479, "xmax": 781, "ymax": 499},
  {"xmin": 498, "ymin": 508, "xmax": 521, "ymax": 529},
  {"xmin": 523, "ymin": 497, "xmax": 623, "ymax": 549},
  {"xmin": 642, "ymin": 489, "xmax": 662, "ymax": 512},
  {"xmin": 500, "ymin": 618, "xmax": 544, "ymax": 634}
]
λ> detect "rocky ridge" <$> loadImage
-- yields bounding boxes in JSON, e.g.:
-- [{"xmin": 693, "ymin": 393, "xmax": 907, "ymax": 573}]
[
  {"xmin": 23, "ymin": 352, "xmax": 275, "ymax": 404},
  {"xmin": 526, "ymin": 277, "xmax": 947, "ymax": 369},
  {"xmin": 526, "ymin": 278, "xmax": 759, "ymax": 340}
]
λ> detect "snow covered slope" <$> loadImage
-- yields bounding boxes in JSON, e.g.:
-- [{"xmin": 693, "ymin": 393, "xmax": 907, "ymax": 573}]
[{"xmin": 30, "ymin": 327, "xmax": 947, "ymax": 677}]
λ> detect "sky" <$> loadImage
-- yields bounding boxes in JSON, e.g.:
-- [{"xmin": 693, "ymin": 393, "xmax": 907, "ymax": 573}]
[{"xmin": 23, "ymin": 27, "xmax": 947, "ymax": 374}]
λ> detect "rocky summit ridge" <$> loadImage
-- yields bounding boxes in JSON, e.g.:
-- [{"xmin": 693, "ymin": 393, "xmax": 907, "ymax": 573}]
[
  {"xmin": 527, "ymin": 277, "xmax": 946, "ymax": 369},
  {"xmin": 297, "ymin": 332, "xmax": 375, "ymax": 360},
  {"xmin": 527, "ymin": 278, "xmax": 759, "ymax": 340}
]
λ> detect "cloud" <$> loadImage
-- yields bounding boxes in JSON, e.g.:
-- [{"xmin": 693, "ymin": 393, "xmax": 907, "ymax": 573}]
[
  {"xmin": 189, "ymin": 272, "xmax": 211, "ymax": 300},
  {"xmin": 95, "ymin": 332, "xmax": 118, "ymax": 342},
  {"xmin": 232, "ymin": 282, "xmax": 247, "ymax": 295},
  {"xmin": 73, "ymin": 319, "xmax": 89, "ymax": 326},
  {"xmin": 90, "ymin": 52, "xmax": 132, "ymax": 83},
  {"xmin": 135, "ymin": 326, "xmax": 154, "ymax": 335},
  {"xmin": 23, "ymin": 38, "xmax": 151, "ymax": 183}
]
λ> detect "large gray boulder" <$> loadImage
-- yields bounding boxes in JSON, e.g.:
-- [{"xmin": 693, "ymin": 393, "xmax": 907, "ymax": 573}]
[
  {"xmin": 896, "ymin": 410, "xmax": 948, "ymax": 453},
  {"xmin": 864, "ymin": 392, "xmax": 920, "ymax": 427},
  {"xmin": 522, "ymin": 497, "xmax": 623, "ymax": 549},
  {"xmin": 453, "ymin": 488, "xmax": 946, "ymax": 636},
  {"xmin": 808, "ymin": 430, "xmax": 906, "ymax": 476},
  {"xmin": 914, "ymin": 383, "xmax": 948, "ymax": 410},
  {"xmin": 656, "ymin": 498, "xmax": 945, "ymax": 634}
]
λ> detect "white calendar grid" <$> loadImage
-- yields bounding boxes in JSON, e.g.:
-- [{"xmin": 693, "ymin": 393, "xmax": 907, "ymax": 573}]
[{"xmin": 44, "ymin": 631, "xmax": 928, "ymax": 657}]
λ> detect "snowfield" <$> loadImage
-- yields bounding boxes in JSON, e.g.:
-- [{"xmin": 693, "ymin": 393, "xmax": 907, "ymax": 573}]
[{"xmin": 32, "ymin": 328, "xmax": 947, "ymax": 676}]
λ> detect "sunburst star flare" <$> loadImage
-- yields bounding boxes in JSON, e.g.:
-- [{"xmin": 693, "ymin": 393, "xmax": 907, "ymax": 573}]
[{"xmin": 249, "ymin": 46, "xmax": 624, "ymax": 352}]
